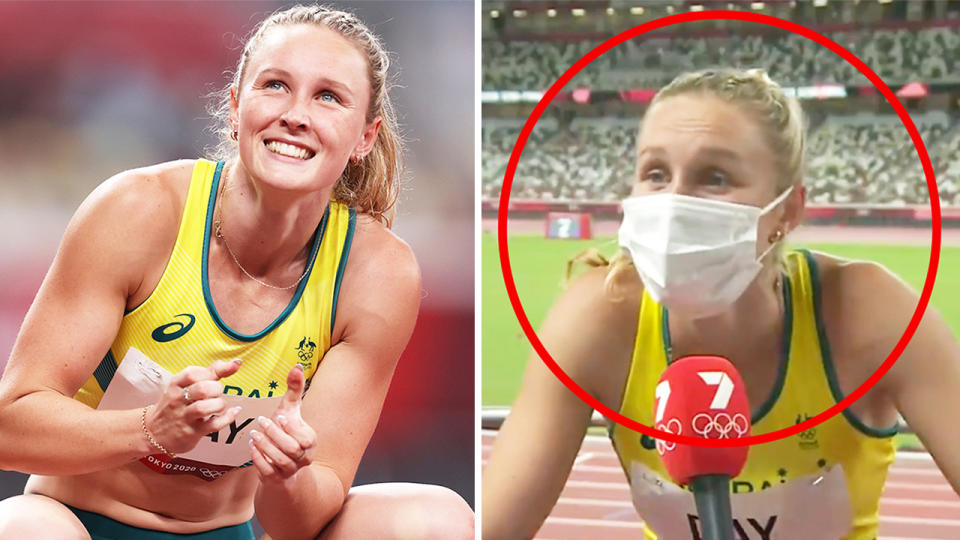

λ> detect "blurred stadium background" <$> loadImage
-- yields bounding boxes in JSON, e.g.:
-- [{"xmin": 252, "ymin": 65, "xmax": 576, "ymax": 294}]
[
  {"xmin": 482, "ymin": 1, "xmax": 960, "ymax": 536},
  {"xmin": 0, "ymin": 0, "xmax": 474, "ymax": 527}
]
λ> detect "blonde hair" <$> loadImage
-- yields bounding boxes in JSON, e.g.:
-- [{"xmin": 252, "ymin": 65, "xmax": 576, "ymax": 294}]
[
  {"xmin": 207, "ymin": 4, "xmax": 403, "ymax": 227},
  {"xmin": 582, "ymin": 68, "xmax": 807, "ymax": 292},
  {"xmin": 651, "ymin": 68, "xmax": 806, "ymax": 191}
]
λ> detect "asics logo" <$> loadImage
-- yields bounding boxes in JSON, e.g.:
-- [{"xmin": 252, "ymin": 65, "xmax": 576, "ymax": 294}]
[{"xmin": 152, "ymin": 314, "xmax": 196, "ymax": 342}]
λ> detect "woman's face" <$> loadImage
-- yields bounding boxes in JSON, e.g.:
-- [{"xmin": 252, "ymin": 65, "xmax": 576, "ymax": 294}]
[
  {"xmin": 634, "ymin": 94, "xmax": 782, "ymax": 204},
  {"xmin": 230, "ymin": 24, "xmax": 380, "ymax": 193},
  {"xmin": 633, "ymin": 93, "xmax": 799, "ymax": 246}
]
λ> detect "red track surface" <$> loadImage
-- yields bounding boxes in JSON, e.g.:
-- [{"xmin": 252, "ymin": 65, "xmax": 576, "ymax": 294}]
[{"xmin": 481, "ymin": 430, "xmax": 960, "ymax": 539}]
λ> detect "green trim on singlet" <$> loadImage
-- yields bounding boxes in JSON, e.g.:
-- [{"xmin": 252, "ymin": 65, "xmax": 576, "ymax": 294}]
[
  {"xmin": 92, "ymin": 349, "xmax": 118, "ymax": 392},
  {"xmin": 660, "ymin": 273, "xmax": 793, "ymax": 424},
  {"xmin": 609, "ymin": 303, "xmax": 638, "ymax": 442},
  {"xmin": 201, "ymin": 161, "xmax": 328, "ymax": 343},
  {"xmin": 751, "ymin": 274, "xmax": 793, "ymax": 422},
  {"xmin": 65, "ymin": 504, "xmax": 254, "ymax": 539},
  {"xmin": 802, "ymin": 249, "xmax": 898, "ymax": 438},
  {"xmin": 329, "ymin": 207, "xmax": 356, "ymax": 334},
  {"xmin": 660, "ymin": 307, "xmax": 672, "ymax": 367}
]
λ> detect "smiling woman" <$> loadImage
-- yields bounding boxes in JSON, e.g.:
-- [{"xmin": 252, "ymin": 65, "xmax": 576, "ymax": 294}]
[
  {"xmin": 0, "ymin": 4, "xmax": 472, "ymax": 540},
  {"xmin": 209, "ymin": 8, "xmax": 403, "ymax": 228}
]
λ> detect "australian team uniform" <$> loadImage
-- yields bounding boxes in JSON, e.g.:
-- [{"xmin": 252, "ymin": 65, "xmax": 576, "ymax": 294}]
[
  {"xmin": 609, "ymin": 251, "xmax": 897, "ymax": 540},
  {"xmin": 68, "ymin": 159, "xmax": 356, "ymax": 538}
]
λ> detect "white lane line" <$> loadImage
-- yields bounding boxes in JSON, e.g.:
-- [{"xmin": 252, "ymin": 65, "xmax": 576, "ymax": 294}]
[
  {"xmin": 562, "ymin": 480, "xmax": 630, "ymax": 492},
  {"xmin": 573, "ymin": 452, "xmax": 595, "ymax": 466},
  {"xmin": 543, "ymin": 517, "xmax": 643, "ymax": 529},
  {"xmin": 556, "ymin": 497, "xmax": 634, "ymax": 508},
  {"xmin": 881, "ymin": 515, "xmax": 960, "ymax": 526},
  {"xmin": 881, "ymin": 497, "xmax": 960, "ymax": 508},
  {"xmin": 884, "ymin": 481, "xmax": 956, "ymax": 491},
  {"xmin": 895, "ymin": 451, "xmax": 935, "ymax": 462}
]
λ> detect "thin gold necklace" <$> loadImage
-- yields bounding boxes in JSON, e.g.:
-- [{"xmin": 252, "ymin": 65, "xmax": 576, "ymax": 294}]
[{"xmin": 212, "ymin": 170, "xmax": 312, "ymax": 290}]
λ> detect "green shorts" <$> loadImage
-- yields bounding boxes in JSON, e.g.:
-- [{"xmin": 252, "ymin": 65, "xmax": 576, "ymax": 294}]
[{"xmin": 65, "ymin": 505, "xmax": 255, "ymax": 540}]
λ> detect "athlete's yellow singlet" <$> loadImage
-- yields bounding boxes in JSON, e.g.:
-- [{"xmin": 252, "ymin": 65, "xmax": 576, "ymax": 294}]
[
  {"xmin": 610, "ymin": 250, "xmax": 896, "ymax": 540},
  {"xmin": 73, "ymin": 159, "xmax": 355, "ymax": 480}
]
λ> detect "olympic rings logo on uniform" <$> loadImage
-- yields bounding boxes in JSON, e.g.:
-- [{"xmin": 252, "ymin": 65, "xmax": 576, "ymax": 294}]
[
  {"xmin": 691, "ymin": 412, "xmax": 748, "ymax": 439},
  {"xmin": 655, "ymin": 418, "xmax": 682, "ymax": 456},
  {"xmin": 199, "ymin": 467, "xmax": 226, "ymax": 479}
]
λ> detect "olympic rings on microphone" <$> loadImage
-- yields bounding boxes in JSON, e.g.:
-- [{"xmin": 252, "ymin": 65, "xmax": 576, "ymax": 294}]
[
  {"xmin": 692, "ymin": 412, "xmax": 749, "ymax": 439},
  {"xmin": 655, "ymin": 418, "xmax": 682, "ymax": 455}
]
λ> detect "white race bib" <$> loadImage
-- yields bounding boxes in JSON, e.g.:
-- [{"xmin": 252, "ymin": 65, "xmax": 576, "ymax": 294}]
[
  {"xmin": 97, "ymin": 347, "xmax": 282, "ymax": 479},
  {"xmin": 628, "ymin": 461, "xmax": 852, "ymax": 540}
]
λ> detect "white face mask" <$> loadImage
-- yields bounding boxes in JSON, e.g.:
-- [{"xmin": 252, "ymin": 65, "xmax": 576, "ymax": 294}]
[{"xmin": 617, "ymin": 186, "xmax": 794, "ymax": 319}]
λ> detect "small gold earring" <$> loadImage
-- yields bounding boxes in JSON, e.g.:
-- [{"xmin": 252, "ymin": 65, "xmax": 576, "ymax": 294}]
[{"xmin": 231, "ymin": 129, "xmax": 238, "ymax": 141}]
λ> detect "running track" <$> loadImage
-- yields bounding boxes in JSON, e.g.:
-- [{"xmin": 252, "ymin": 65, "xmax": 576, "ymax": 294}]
[{"xmin": 481, "ymin": 430, "xmax": 960, "ymax": 539}]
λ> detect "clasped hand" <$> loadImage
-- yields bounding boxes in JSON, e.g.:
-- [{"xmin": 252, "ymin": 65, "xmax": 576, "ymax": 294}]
[{"xmin": 144, "ymin": 361, "xmax": 316, "ymax": 482}]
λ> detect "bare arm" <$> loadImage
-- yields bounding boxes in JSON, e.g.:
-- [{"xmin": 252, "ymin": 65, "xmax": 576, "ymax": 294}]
[
  {"xmin": 482, "ymin": 267, "xmax": 637, "ymax": 540},
  {"xmin": 823, "ymin": 258, "xmax": 960, "ymax": 493},
  {"xmin": 251, "ymin": 221, "xmax": 423, "ymax": 539},
  {"xmin": 0, "ymin": 162, "xmax": 241, "ymax": 475},
  {"xmin": 0, "ymin": 169, "xmax": 175, "ymax": 473},
  {"xmin": 855, "ymin": 264, "xmax": 960, "ymax": 492}
]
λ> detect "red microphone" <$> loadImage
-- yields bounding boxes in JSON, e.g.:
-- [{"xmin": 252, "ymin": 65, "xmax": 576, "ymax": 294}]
[{"xmin": 654, "ymin": 355, "xmax": 751, "ymax": 540}]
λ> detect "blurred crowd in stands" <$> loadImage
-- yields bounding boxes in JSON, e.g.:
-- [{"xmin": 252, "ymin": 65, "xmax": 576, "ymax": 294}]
[
  {"xmin": 483, "ymin": 23, "xmax": 960, "ymax": 206},
  {"xmin": 483, "ymin": 111, "xmax": 956, "ymax": 205},
  {"xmin": 483, "ymin": 26, "xmax": 960, "ymax": 90}
]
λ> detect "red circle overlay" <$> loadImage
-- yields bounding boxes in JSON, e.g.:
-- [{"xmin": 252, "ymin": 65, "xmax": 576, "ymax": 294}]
[{"xmin": 496, "ymin": 11, "xmax": 941, "ymax": 448}]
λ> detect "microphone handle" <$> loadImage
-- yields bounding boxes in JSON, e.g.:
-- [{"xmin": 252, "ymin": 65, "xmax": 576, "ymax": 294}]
[{"xmin": 690, "ymin": 474, "xmax": 734, "ymax": 540}]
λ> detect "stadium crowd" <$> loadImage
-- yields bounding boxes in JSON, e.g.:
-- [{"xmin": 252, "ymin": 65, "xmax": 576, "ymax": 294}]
[
  {"xmin": 483, "ymin": 112, "xmax": 957, "ymax": 205},
  {"xmin": 483, "ymin": 26, "xmax": 960, "ymax": 91}
]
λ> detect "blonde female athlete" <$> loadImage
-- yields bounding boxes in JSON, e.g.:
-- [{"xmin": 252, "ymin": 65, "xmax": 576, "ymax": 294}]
[
  {"xmin": 0, "ymin": 5, "xmax": 472, "ymax": 540},
  {"xmin": 483, "ymin": 68, "xmax": 960, "ymax": 539}
]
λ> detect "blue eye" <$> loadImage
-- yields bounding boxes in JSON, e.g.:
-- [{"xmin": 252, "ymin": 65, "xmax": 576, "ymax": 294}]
[
  {"xmin": 318, "ymin": 91, "xmax": 340, "ymax": 104},
  {"xmin": 704, "ymin": 169, "xmax": 730, "ymax": 186},
  {"xmin": 265, "ymin": 80, "xmax": 284, "ymax": 90},
  {"xmin": 643, "ymin": 168, "xmax": 668, "ymax": 184}
]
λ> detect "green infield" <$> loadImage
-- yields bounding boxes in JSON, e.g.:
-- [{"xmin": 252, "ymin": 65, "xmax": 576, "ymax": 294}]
[{"xmin": 482, "ymin": 232, "xmax": 953, "ymax": 408}]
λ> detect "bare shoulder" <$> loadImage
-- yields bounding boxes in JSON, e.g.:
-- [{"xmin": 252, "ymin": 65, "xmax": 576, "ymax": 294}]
[
  {"xmin": 814, "ymin": 250, "xmax": 913, "ymax": 339},
  {"xmin": 556, "ymin": 263, "xmax": 641, "ymax": 331},
  {"xmin": 812, "ymin": 250, "xmax": 918, "ymax": 383},
  {"xmin": 345, "ymin": 214, "xmax": 420, "ymax": 289},
  {"xmin": 536, "ymin": 261, "xmax": 642, "ymax": 398},
  {"xmin": 810, "ymin": 249, "xmax": 960, "ymax": 445},
  {"xmin": 76, "ymin": 159, "xmax": 195, "ymax": 240},
  {"xmin": 60, "ymin": 159, "xmax": 197, "ymax": 298},
  {"xmin": 810, "ymin": 250, "xmax": 901, "ymax": 295},
  {"xmin": 332, "ymin": 214, "xmax": 421, "ymax": 340}
]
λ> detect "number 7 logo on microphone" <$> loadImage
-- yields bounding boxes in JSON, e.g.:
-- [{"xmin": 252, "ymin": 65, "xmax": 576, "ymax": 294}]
[
  {"xmin": 698, "ymin": 371, "xmax": 734, "ymax": 409},
  {"xmin": 654, "ymin": 370, "xmax": 735, "ymax": 423},
  {"xmin": 654, "ymin": 356, "xmax": 752, "ymax": 484}
]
